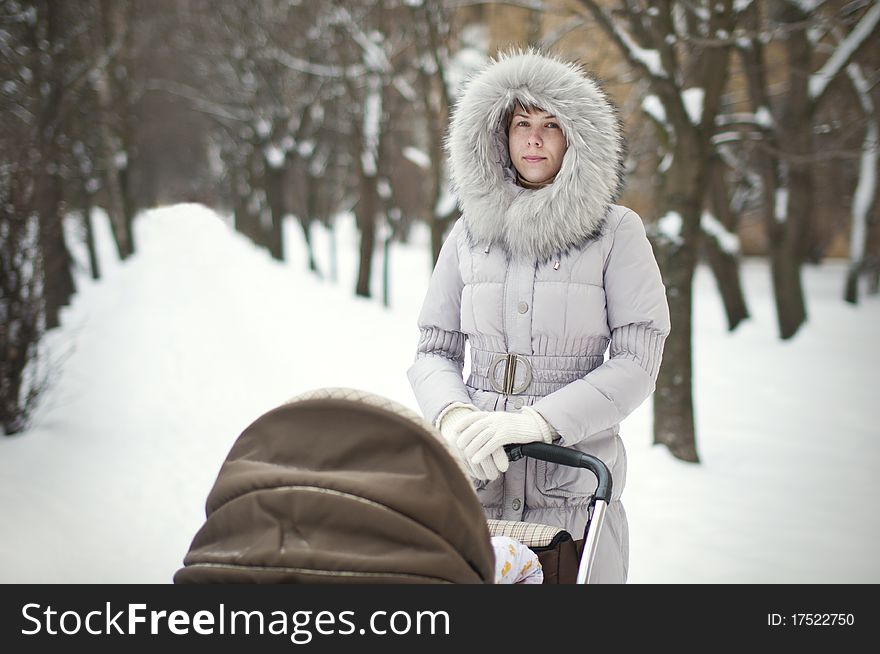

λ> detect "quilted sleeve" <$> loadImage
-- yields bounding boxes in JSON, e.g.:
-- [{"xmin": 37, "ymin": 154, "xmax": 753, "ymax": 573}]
[{"xmin": 407, "ymin": 220, "xmax": 473, "ymax": 425}]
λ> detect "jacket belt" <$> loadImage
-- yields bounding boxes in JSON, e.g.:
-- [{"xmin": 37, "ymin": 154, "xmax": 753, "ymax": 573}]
[{"xmin": 467, "ymin": 348, "xmax": 604, "ymax": 397}]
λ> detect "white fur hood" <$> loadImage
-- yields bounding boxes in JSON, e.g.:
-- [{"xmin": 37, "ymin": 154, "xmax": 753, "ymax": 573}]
[{"xmin": 446, "ymin": 50, "xmax": 626, "ymax": 261}]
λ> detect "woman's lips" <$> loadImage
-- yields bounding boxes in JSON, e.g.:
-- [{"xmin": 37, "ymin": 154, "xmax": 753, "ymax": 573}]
[{"xmin": 523, "ymin": 156, "xmax": 546, "ymax": 162}]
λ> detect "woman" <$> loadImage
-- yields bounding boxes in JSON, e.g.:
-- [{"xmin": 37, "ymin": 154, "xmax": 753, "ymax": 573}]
[{"xmin": 407, "ymin": 50, "xmax": 670, "ymax": 583}]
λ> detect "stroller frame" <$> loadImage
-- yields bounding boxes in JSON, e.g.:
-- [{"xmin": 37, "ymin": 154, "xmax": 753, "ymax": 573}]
[{"xmin": 504, "ymin": 442, "xmax": 613, "ymax": 584}]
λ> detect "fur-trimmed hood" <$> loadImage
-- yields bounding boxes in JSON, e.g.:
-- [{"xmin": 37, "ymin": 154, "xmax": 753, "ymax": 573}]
[{"xmin": 446, "ymin": 50, "xmax": 626, "ymax": 261}]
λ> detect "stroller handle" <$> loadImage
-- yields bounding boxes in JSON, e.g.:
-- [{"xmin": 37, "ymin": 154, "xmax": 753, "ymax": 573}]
[{"xmin": 505, "ymin": 443, "xmax": 612, "ymax": 503}]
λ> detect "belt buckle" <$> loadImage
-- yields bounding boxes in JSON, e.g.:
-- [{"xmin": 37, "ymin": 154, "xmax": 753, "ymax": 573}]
[{"xmin": 488, "ymin": 354, "xmax": 533, "ymax": 395}]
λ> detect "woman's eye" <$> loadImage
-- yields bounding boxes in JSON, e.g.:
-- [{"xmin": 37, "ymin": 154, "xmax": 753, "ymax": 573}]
[
  {"xmin": 516, "ymin": 121, "xmax": 529, "ymax": 127},
  {"xmin": 546, "ymin": 122, "xmax": 559, "ymax": 129}
]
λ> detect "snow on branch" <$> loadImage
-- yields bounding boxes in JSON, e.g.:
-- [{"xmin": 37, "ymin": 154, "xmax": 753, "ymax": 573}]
[
  {"xmin": 683, "ymin": 87, "xmax": 704, "ymax": 126},
  {"xmin": 788, "ymin": 0, "xmax": 824, "ymax": 13},
  {"xmin": 403, "ymin": 146, "xmax": 431, "ymax": 170},
  {"xmin": 642, "ymin": 94, "xmax": 667, "ymax": 124},
  {"xmin": 143, "ymin": 79, "xmax": 252, "ymax": 123},
  {"xmin": 701, "ymin": 211, "xmax": 740, "ymax": 254},
  {"xmin": 574, "ymin": 0, "xmax": 669, "ymax": 80},
  {"xmin": 265, "ymin": 47, "xmax": 349, "ymax": 78},
  {"xmin": 335, "ymin": 6, "xmax": 390, "ymax": 73},
  {"xmin": 715, "ymin": 107, "xmax": 774, "ymax": 130},
  {"xmin": 657, "ymin": 211, "xmax": 684, "ymax": 247},
  {"xmin": 809, "ymin": 1, "xmax": 880, "ymax": 102},
  {"xmin": 847, "ymin": 62, "xmax": 877, "ymax": 263}
]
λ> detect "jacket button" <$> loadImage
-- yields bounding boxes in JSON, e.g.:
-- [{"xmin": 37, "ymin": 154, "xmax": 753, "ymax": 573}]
[
  {"xmin": 517, "ymin": 301, "xmax": 529, "ymax": 314},
  {"xmin": 512, "ymin": 499, "xmax": 522, "ymax": 511},
  {"xmin": 511, "ymin": 398, "xmax": 524, "ymax": 410}
]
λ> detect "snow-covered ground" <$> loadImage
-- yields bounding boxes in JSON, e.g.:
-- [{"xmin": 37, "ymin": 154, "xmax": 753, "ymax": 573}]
[{"xmin": 1, "ymin": 203, "xmax": 877, "ymax": 583}]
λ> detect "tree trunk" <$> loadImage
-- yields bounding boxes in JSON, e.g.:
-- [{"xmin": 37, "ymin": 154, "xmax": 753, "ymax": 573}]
[
  {"xmin": 33, "ymin": 0, "xmax": 74, "ymax": 330},
  {"xmin": 237, "ymin": 155, "xmax": 272, "ymax": 252},
  {"xmin": 382, "ymin": 232, "xmax": 391, "ymax": 308},
  {"xmin": 297, "ymin": 215, "xmax": 319, "ymax": 275},
  {"xmin": 431, "ymin": 217, "xmax": 446, "ymax": 267},
  {"xmin": 767, "ymin": 221, "xmax": 808, "ymax": 339},
  {"xmin": 91, "ymin": 18, "xmax": 130, "ymax": 260},
  {"xmin": 703, "ymin": 155, "xmax": 749, "ymax": 331},
  {"xmin": 1, "ymin": 209, "xmax": 44, "ymax": 435},
  {"xmin": 329, "ymin": 221, "xmax": 338, "ymax": 284},
  {"xmin": 102, "ymin": 0, "xmax": 136, "ymax": 258},
  {"xmin": 355, "ymin": 174, "xmax": 378, "ymax": 298},
  {"xmin": 265, "ymin": 164, "xmax": 286, "ymax": 262},
  {"xmin": 231, "ymin": 164, "xmax": 255, "ymax": 242},
  {"xmin": 770, "ymin": 1, "xmax": 811, "ymax": 336},
  {"xmin": 703, "ymin": 237, "xmax": 749, "ymax": 331},
  {"xmin": 301, "ymin": 171, "xmax": 320, "ymax": 275},
  {"xmin": 82, "ymin": 186, "xmax": 100, "ymax": 281},
  {"xmin": 120, "ymin": 163, "xmax": 136, "ymax": 256},
  {"xmin": 843, "ymin": 263, "xmax": 861, "ymax": 304},
  {"xmin": 737, "ymin": 1, "xmax": 808, "ymax": 339},
  {"xmin": 652, "ymin": 154, "xmax": 704, "ymax": 463},
  {"xmin": 653, "ymin": 231, "xmax": 700, "ymax": 463},
  {"xmin": 37, "ymin": 165, "xmax": 74, "ymax": 330}
]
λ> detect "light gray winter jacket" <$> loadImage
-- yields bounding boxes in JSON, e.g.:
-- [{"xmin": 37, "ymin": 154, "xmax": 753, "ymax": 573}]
[{"xmin": 407, "ymin": 51, "xmax": 670, "ymax": 542}]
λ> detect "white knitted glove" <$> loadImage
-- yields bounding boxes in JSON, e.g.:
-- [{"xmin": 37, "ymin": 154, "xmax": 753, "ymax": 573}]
[
  {"xmin": 436, "ymin": 403, "xmax": 508, "ymax": 481},
  {"xmin": 456, "ymin": 407, "xmax": 555, "ymax": 478}
]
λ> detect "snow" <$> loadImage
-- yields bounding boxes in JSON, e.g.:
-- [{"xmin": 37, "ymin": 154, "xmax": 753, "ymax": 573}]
[
  {"xmin": 790, "ymin": 0, "xmax": 822, "ymax": 13},
  {"xmin": 641, "ymin": 94, "xmax": 666, "ymax": 124},
  {"xmin": 446, "ymin": 24, "xmax": 488, "ymax": 99},
  {"xmin": 296, "ymin": 140, "xmax": 314, "ymax": 158},
  {"xmin": 263, "ymin": 145, "xmax": 285, "ymax": 169},
  {"xmin": 434, "ymin": 184, "xmax": 458, "ymax": 218},
  {"xmin": 377, "ymin": 178, "xmax": 392, "ymax": 199},
  {"xmin": 1, "ymin": 203, "xmax": 878, "ymax": 584},
  {"xmin": 701, "ymin": 211, "xmax": 740, "ymax": 255},
  {"xmin": 403, "ymin": 146, "xmax": 431, "ymax": 170},
  {"xmin": 255, "ymin": 118, "xmax": 271, "ymax": 139},
  {"xmin": 657, "ymin": 210, "xmax": 684, "ymax": 246},
  {"xmin": 809, "ymin": 2, "xmax": 880, "ymax": 101},
  {"xmin": 847, "ymin": 64, "xmax": 877, "ymax": 264},
  {"xmin": 361, "ymin": 78, "xmax": 382, "ymax": 177},
  {"xmin": 755, "ymin": 106, "xmax": 773, "ymax": 128},
  {"xmin": 617, "ymin": 26, "xmax": 667, "ymax": 79},
  {"xmin": 775, "ymin": 187, "xmax": 788, "ymax": 224},
  {"xmin": 682, "ymin": 87, "xmax": 704, "ymax": 126}
]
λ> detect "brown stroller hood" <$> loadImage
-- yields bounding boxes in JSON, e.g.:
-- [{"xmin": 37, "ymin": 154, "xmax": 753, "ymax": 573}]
[{"xmin": 174, "ymin": 388, "xmax": 495, "ymax": 584}]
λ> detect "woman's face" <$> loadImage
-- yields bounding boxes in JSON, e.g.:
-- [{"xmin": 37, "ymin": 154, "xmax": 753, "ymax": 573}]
[{"xmin": 508, "ymin": 106, "xmax": 567, "ymax": 185}]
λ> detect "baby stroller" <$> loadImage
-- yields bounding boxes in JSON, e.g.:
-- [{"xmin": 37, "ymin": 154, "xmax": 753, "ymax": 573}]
[{"xmin": 174, "ymin": 388, "xmax": 612, "ymax": 585}]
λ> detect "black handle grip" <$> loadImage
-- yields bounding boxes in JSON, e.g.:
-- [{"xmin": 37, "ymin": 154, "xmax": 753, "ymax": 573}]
[{"xmin": 505, "ymin": 443, "xmax": 612, "ymax": 503}]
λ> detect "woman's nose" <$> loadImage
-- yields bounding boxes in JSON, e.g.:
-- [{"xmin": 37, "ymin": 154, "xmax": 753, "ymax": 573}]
[{"xmin": 528, "ymin": 130, "xmax": 542, "ymax": 146}]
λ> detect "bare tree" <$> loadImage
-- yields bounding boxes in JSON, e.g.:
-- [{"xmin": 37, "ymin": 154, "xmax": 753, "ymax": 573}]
[
  {"xmin": 568, "ymin": 0, "xmax": 744, "ymax": 462},
  {"xmin": 0, "ymin": 0, "xmax": 67, "ymax": 431},
  {"xmin": 410, "ymin": 0, "xmax": 463, "ymax": 264},
  {"xmin": 0, "ymin": 124, "xmax": 46, "ymax": 434},
  {"xmin": 729, "ymin": 0, "xmax": 879, "ymax": 335}
]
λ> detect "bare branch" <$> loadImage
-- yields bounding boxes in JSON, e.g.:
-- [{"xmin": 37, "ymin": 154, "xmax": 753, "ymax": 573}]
[
  {"xmin": 143, "ymin": 78, "xmax": 252, "ymax": 123},
  {"xmin": 573, "ymin": 0, "xmax": 670, "ymax": 81},
  {"xmin": 809, "ymin": 0, "xmax": 880, "ymax": 102}
]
